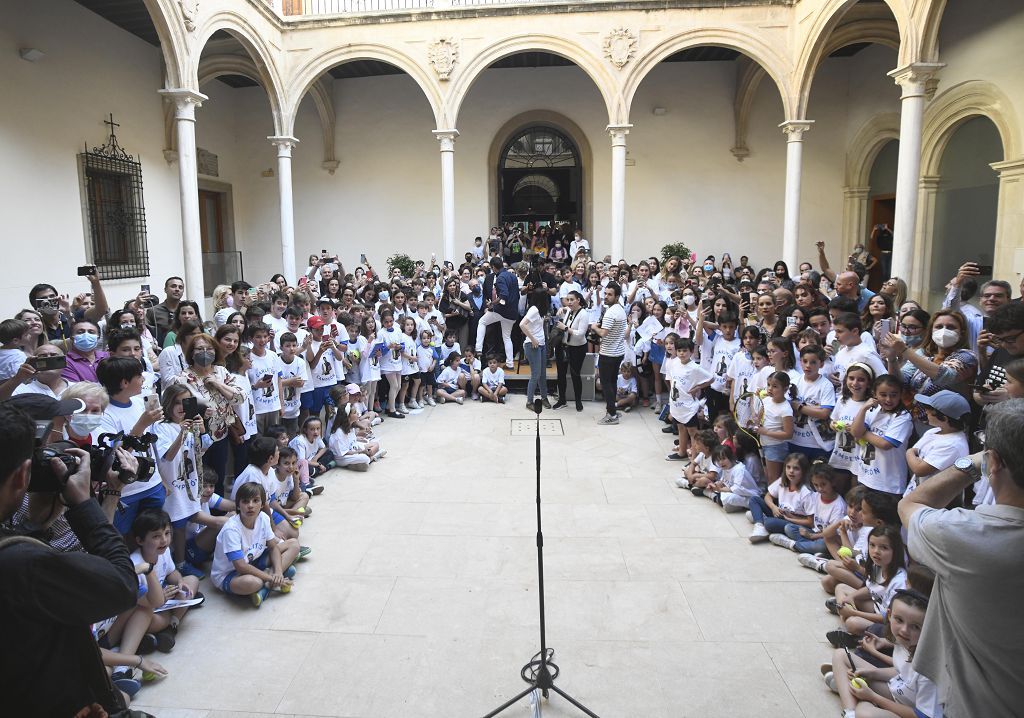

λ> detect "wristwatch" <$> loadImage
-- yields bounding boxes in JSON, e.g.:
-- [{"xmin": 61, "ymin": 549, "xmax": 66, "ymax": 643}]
[
  {"xmin": 953, "ymin": 457, "xmax": 981, "ymax": 481},
  {"xmin": 141, "ymin": 562, "xmax": 155, "ymax": 576}
]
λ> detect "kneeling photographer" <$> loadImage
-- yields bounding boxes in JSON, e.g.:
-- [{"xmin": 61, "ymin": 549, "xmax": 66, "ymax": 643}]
[{"xmin": 0, "ymin": 399, "xmax": 141, "ymax": 716}]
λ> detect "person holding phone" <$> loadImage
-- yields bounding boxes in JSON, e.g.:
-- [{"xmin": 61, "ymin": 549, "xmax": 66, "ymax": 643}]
[
  {"xmin": 28, "ymin": 271, "xmax": 110, "ymax": 346},
  {"xmin": 943, "ymin": 262, "xmax": 1013, "ymax": 349}
]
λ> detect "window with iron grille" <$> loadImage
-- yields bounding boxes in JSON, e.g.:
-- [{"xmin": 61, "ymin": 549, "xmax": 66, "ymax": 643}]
[{"xmin": 78, "ymin": 117, "xmax": 150, "ymax": 280}]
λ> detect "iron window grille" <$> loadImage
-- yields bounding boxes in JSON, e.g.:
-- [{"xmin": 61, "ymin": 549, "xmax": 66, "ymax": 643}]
[
  {"xmin": 78, "ymin": 117, "xmax": 150, "ymax": 280},
  {"xmin": 502, "ymin": 127, "xmax": 578, "ymax": 169}
]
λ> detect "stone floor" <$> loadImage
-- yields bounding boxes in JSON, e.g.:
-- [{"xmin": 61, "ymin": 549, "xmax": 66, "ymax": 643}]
[{"xmin": 134, "ymin": 398, "xmax": 842, "ymax": 718}]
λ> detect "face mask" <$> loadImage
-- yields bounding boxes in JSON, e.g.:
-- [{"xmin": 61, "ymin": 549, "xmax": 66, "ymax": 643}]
[
  {"xmin": 683, "ymin": 295, "xmax": 696, "ymax": 306},
  {"xmin": 379, "ymin": 291, "xmax": 390, "ymax": 302},
  {"xmin": 901, "ymin": 333, "xmax": 923, "ymax": 347},
  {"xmin": 69, "ymin": 413, "xmax": 103, "ymax": 436},
  {"xmin": 73, "ymin": 333, "xmax": 98, "ymax": 352},
  {"xmin": 120, "ymin": 323, "xmax": 135, "ymax": 330},
  {"xmin": 932, "ymin": 328, "xmax": 960, "ymax": 348},
  {"xmin": 703, "ymin": 265, "xmax": 714, "ymax": 273},
  {"xmin": 193, "ymin": 350, "xmax": 216, "ymax": 367}
]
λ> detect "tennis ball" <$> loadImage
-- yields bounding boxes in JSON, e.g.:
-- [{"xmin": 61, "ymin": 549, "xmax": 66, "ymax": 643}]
[
  {"xmin": 850, "ymin": 677, "xmax": 868, "ymax": 690},
  {"xmin": 349, "ymin": 349, "xmax": 361, "ymax": 362},
  {"xmin": 838, "ymin": 547, "xmax": 854, "ymax": 559}
]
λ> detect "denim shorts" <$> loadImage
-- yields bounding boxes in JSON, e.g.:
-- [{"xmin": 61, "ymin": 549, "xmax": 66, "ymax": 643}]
[
  {"xmin": 762, "ymin": 442, "xmax": 790, "ymax": 463},
  {"xmin": 220, "ymin": 552, "xmax": 269, "ymax": 593}
]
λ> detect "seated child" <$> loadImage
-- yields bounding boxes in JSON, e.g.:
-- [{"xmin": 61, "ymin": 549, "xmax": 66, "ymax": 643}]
[
  {"xmin": 460, "ymin": 348, "xmax": 482, "ymax": 399},
  {"xmin": 616, "ymin": 362, "xmax": 639, "ymax": 412},
  {"xmin": 274, "ymin": 446, "xmax": 311, "ymax": 519},
  {"xmin": 826, "ymin": 589, "xmax": 938, "ymax": 718},
  {"xmin": 800, "ymin": 484, "xmax": 866, "ymax": 575},
  {"xmin": 328, "ymin": 403, "xmax": 385, "ymax": 471},
  {"xmin": 770, "ymin": 462, "xmax": 847, "ymax": 555},
  {"xmin": 821, "ymin": 489, "xmax": 899, "ymax": 595},
  {"xmin": 675, "ymin": 429, "xmax": 720, "ymax": 490},
  {"xmin": 289, "ymin": 416, "xmax": 334, "ymax": 488},
  {"xmin": 212, "ymin": 482, "xmax": 300, "ymax": 607},
  {"xmin": 478, "ymin": 354, "xmax": 508, "ymax": 403},
  {"xmin": 704, "ymin": 444, "xmax": 760, "ymax": 512},
  {"xmin": 185, "ymin": 469, "xmax": 236, "ymax": 569},
  {"xmin": 748, "ymin": 452, "xmax": 814, "ymax": 543},
  {"xmin": 435, "ymin": 352, "xmax": 467, "ymax": 404},
  {"xmin": 830, "ymin": 525, "xmax": 908, "ymax": 637},
  {"xmin": 128, "ymin": 510, "xmax": 201, "ymax": 649}
]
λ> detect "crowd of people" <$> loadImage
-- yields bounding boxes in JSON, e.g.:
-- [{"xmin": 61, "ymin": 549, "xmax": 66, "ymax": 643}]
[{"xmin": 1, "ymin": 224, "xmax": 1021, "ymax": 717}]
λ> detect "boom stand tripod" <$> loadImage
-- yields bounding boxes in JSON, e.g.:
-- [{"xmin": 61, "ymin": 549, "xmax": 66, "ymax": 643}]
[{"xmin": 482, "ymin": 399, "xmax": 600, "ymax": 718}]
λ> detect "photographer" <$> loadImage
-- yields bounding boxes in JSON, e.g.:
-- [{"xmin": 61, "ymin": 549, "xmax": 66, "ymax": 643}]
[{"xmin": 0, "ymin": 401, "xmax": 139, "ymax": 716}]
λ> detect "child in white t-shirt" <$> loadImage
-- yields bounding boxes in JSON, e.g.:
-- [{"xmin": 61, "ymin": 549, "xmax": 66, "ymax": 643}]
[
  {"xmin": 851, "ymin": 375, "xmax": 913, "ymax": 495},
  {"xmin": 289, "ymin": 416, "xmax": 334, "ymax": 484},
  {"xmin": 753, "ymin": 371, "xmax": 796, "ymax": 484},
  {"xmin": 829, "ymin": 363, "xmax": 874, "ymax": 477},
  {"xmin": 904, "ymin": 390, "xmax": 971, "ymax": 495},
  {"xmin": 273, "ymin": 446, "xmax": 311, "ymax": 519},
  {"xmin": 276, "ymin": 332, "xmax": 309, "ymax": 436},
  {"xmin": 478, "ymin": 355, "xmax": 508, "ymax": 403},
  {"xmin": 416, "ymin": 330, "xmax": 437, "ymax": 406},
  {"xmin": 328, "ymin": 402, "xmax": 384, "ymax": 470},
  {"xmin": 676, "ymin": 429, "xmax": 720, "ymax": 491},
  {"xmin": 705, "ymin": 444, "xmax": 760, "ymax": 511},
  {"xmin": 665, "ymin": 336, "xmax": 714, "ymax": 461},
  {"xmin": 616, "ymin": 362, "xmax": 638, "ymax": 412},
  {"xmin": 211, "ymin": 482, "xmax": 299, "ymax": 607},
  {"xmin": 460, "ymin": 348, "xmax": 483, "ymax": 399},
  {"xmin": 791, "ymin": 345, "xmax": 837, "ymax": 463},
  {"xmin": 129, "ymin": 510, "xmax": 200, "ymax": 644},
  {"xmin": 769, "ymin": 463, "xmax": 847, "ymax": 555},
  {"xmin": 247, "ymin": 325, "xmax": 281, "ymax": 434},
  {"xmin": 749, "ymin": 453, "xmax": 814, "ymax": 543},
  {"xmin": 231, "ymin": 346, "xmax": 258, "ymax": 444},
  {"xmin": 833, "ymin": 525, "xmax": 908, "ymax": 636},
  {"xmin": 185, "ymin": 470, "xmax": 236, "ymax": 569},
  {"xmin": 805, "ymin": 485, "xmax": 869, "ymax": 576},
  {"xmin": 435, "ymin": 352, "xmax": 467, "ymax": 404}
]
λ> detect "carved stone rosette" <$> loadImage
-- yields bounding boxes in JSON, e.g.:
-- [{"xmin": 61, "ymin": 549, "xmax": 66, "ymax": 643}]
[
  {"xmin": 603, "ymin": 28, "xmax": 638, "ymax": 70},
  {"xmin": 428, "ymin": 38, "xmax": 459, "ymax": 81}
]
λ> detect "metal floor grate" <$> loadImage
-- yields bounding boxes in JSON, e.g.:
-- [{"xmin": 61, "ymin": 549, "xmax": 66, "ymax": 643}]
[{"xmin": 510, "ymin": 419, "xmax": 564, "ymax": 436}]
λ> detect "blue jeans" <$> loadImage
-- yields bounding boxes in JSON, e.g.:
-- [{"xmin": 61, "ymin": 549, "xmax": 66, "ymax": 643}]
[
  {"xmin": 784, "ymin": 523, "xmax": 827, "ymax": 553},
  {"xmin": 524, "ymin": 341, "xmax": 548, "ymax": 402},
  {"xmin": 113, "ymin": 482, "xmax": 167, "ymax": 535},
  {"xmin": 747, "ymin": 495, "xmax": 799, "ymax": 534}
]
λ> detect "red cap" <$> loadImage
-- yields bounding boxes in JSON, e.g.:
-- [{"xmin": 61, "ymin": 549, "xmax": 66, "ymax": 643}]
[{"xmin": 307, "ymin": 316, "xmax": 325, "ymax": 329}]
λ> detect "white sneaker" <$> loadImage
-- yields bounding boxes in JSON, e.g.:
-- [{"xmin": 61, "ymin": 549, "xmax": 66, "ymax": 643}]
[
  {"xmin": 702, "ymin": 488, "xmax": 717, "ymax": 500},
  {"xmin": 744, "ymin": 510, "xmax": 754, "ymax": 524},
  {"xmin": 798, "ymin": 553, "xmax": 828, "ymax": 573},
  {"xmin": 372, "ymin": 449, "xmax": 388, "ymax": 461},
  {"xmin": 769, "ymin": 534, "xmax": 797, "ymax": 551},
  {"xmin": 409, "ymin": 400, "xmax": 422, "ymax": 410},
  {"xmin": 370, "ymin": 417, "xmax": 382, "ymax": 426},
  {"xmin": 398, "ymin": 404, "xmax": 409, "ymax": 414},
  {"xmin": 597, "ymin": 414, "xmax": 619, "ymax": 425},
  {"xmin": 823, "ymin": 671, "xmax": 837, "ymax": 694},
  {"xmin": 426, "ymin": 396, "xmax": 436, "ymax": 407},
  {"xmin": 437, "ymin": 395, "xmax": 446, "ymax": 404},
  {"xmin": 455, "ymin": 396, "xmax": 464, "ymax": 405},
  {"xmin": 748, "ymin": 524, "xmax": 769, "ymax": 543},
  {"xmin": 675, "ymin": 477, "xmax": 691, "ymax": 489}
]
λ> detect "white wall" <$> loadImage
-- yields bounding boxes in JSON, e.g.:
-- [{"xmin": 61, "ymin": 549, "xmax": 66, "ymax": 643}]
[{"xmin": 0, "ymin": 0, "xmax": 184, "ymax": 315}]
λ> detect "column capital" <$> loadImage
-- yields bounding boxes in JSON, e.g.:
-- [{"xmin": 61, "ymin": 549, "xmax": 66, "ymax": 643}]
[
  {"xmin": 888, "ymin": 63, "xmax": 944, "ymax": 99},
  {"xmin": 842, "ymin": 186, "xmax": 871, "ymax": 200},
  {"xmin": 159, "ymin": 88, "xmax": 208, "ymax": 118},
  {"xmin": 607, "ymin": 124, "xmax": 632, "ymax": 144},
  {"xmin": 779, "ymin": 120, "xmax": 814, "ymax": 140},
  {"xmin": 991, "ymin": 157, "xmax": 1024, "ymax": 178},
  {"xmin": 269, "ymin": 135, "xmax": 300, "ymax": 154},
  {"xmin": 919, "ymin": 174, "xmax": 943, "ymax": 191},
  {"xmin": 433, "ymin": 129, "xmax": 459, "ymax": 151}
]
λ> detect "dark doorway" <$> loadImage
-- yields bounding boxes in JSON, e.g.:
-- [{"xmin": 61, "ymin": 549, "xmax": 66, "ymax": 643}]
[
  {"xmin": 868, "ymin": 195, "xmax": 895, "ymax": 291},
  {"xmin": 499, "ymin": 126, "xmax": 582, "ymax": 231}
]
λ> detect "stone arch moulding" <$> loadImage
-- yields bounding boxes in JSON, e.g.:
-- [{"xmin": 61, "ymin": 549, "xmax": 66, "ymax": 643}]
[
  {"xmin": 793, "ymin": 0, "xmax": 916, "ymax": 120},
  {"xmin": 284, "ymin": 45, "xmax": 444, "ymax": 135},
  {"xmin": 733, "ymin": 19, "xmax": 899, "ymax": 162},
  {"xmin": 143, "ymin": 0, "xmax": 188, "ymax": 88},
  {"xmin": 913, "ymin": 80, "xmax": 1022, "ymax": 302},
  {"xmin": 622, "ymin": 28, "xmax": 795, "ymax": 123},
  {"xmin": 487, "ymin": 111, "xmax": 595, "ymax": 240},
  {"xmin": 448, "ymin": 36, "xmax": 620, "ymax": 129},
  {"xmin": 190, "ymin": 14, "xmax": 288, "ymax": 135},
  {"xmin": 162, "ymin": 56, "xmax": 338, "ymax": 172},
  {"xmin": 919, "ymin": 0, "xmax": 949, "ymax": 63}
]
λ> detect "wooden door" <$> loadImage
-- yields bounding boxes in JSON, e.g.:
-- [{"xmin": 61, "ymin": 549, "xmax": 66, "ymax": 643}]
[
  {"xmin": 198, "ymin": 190, "xmax": 224, "ymax": 254},
  {"xmin": 868, "ymin": 195, "xmax": 896, "ymax": 291}
]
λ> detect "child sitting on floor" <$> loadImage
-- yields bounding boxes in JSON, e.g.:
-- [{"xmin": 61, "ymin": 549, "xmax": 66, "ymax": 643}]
[
  {"xmin": 829, "ymin": 525, "xmax": 907, "ymax": 637},
  {"xmin": 478, "ymin": 354, "xmax": 508, "ymax": 404},
  {"xmin": 211, "ymin": 482, "xmax": 300, "ymax": 607},
  {"xmin": 328, "ymin": 402, "xmax": 385, "ymax": 471},
  {"xmin": 616, "ymin": 362, "xmax": 639, "ymax": 412},
  {"xmin": 704, "ymin": 444, "xmax": 760, "ymax": 511},
  {"xmin": 435, "ymin": 352, "xmax": 467, "ymax": 404},
  {"xmin": 676, "ymin": 429, "xmax": 720, "ymax": 491},
  {"xmin": 769, "ymin": 462, "xmax": 847, "ymax": 555}
]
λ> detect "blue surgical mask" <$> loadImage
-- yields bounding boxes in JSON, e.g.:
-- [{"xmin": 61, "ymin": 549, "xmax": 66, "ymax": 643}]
[{"xmin": 73, "ymin": 333, "xmax": 99, "ymax": 352}]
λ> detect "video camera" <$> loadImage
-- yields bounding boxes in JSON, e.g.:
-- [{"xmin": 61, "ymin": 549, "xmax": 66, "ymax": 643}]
[{"xmin": 30, "ymin": 431, "xmax": 156, "ymax": 494}]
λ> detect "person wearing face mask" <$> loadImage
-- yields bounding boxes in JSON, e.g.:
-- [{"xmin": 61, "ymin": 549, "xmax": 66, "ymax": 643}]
[
  {"xmin": 166, "ymin": 334, "xmax": 244, "ymax": 492},
  {"xmin": 61, "ymin": 319, "xmax": 107, "ymax": 384},
  {"xmin": 883, "ymin": 309, "xmax": 977, "ymax": 434}
]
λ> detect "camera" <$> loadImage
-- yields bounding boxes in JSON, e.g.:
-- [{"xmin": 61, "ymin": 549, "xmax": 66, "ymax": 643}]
[{"xmin": 30, "ymin": 431, "xmax": 157, "ymax": 494}]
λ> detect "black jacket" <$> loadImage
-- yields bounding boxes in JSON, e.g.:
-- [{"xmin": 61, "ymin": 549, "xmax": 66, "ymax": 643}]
[{"xmin": 1, "ymin": 498, "xmax": 138, "ymax": 716}]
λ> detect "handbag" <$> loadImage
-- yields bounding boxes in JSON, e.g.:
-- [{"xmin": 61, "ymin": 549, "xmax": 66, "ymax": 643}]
[{"xmin": 547, "ymin": 312, "xmax": 567, "ymax": 348}]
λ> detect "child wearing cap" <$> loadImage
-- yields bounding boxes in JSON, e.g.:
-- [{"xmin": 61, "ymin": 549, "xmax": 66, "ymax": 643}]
[{"xmin": 904, "ymin": 390, "xmax": 970, "ymax": 496}]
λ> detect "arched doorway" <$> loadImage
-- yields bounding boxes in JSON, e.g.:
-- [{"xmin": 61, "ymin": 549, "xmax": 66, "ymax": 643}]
[
  {"xmin": 498, "ymin": 125, "xmax": 582, "ymax": 233},
  {"xmin": 929, "ymin": 116, "xmax": 1002, "ymax": 303}
]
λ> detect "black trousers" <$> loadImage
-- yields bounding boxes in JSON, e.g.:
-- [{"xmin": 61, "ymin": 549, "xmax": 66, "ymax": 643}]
[
  {"xmin": 598, "ymin": 353, "xmax": 624, "ymax": 416},
  {"xmin": 556, "ymin": 343, "xmax": 586, "ymax": 405}
]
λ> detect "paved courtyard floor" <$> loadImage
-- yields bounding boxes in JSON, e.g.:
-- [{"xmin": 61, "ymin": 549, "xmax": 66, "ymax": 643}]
[{"xmin": 135, "ymin": 399, "xmax": 841, "ymax": 718}]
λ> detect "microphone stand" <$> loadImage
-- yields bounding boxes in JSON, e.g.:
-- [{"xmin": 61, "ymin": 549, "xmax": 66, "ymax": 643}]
[{"xmin": 481, "ymin": 399, "xmax": 600, "ymax": 718}]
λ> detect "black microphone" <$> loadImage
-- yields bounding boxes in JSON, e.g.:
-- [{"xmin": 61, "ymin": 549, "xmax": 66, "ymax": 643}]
[{"xmin": 532, "ymin": 398, "xmax": 543, "ymax": 415}]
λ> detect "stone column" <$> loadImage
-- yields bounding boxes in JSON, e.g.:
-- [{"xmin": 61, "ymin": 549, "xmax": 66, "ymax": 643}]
[
  {"xmin": 159, "ymin": 88, "xmax": 208, "ymax": 302},
  {"xmin": 910, "ymin": 175, "xmax": 942, "ymax": 303},
  {"xmin": 991, "ymin": 158, "xmax": 1024, "ymax": 294},
  {"xmin": 607, "ymin": 124, "xmax": 632, "ymax": 262},
  {"xmin": 433, "ymin": 129, "xmax": 459, "ymax": 262},
  {"xmin": 780, "ymin": 120, "xmax": 813, "ymax": 271},
  {"xmin": 841, "ymin": 186, "xmax": 871, "ymax": 260},
  {"xmin": 269, "ymin": 135, "xmax": 300, "ymax": 284},
  {"xmin": 888, "ymin": 62, "xmax": 943, "ymax": 282}
]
